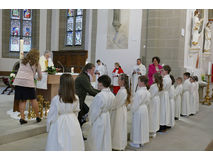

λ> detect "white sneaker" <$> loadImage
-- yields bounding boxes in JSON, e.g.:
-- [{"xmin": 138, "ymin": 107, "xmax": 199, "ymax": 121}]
[
  {"xmin": 129, "ymin": 142, "xmax": 140, "ymax": 148},
  {"xmin": 150, "ymin": 133, "xmax": 156, "ymax": 138}
]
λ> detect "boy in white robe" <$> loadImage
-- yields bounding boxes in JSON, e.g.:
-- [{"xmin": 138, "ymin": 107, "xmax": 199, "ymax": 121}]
[
  {"xmin": 174, "ymin": 77, "xmax": 183, "ymax": 120},
  {"xmin": 94, "ymin": 59, "xmax": 107, "ymax": 89},
  {"xmin": 111, "ymin": 74, "xmax": 131, "ymax": 150},
  {"xmin": 129, "ymin": 76, "xmax": 150, "ymax": 148},
  {"xmin": 88, "ymin": 75, "xmax": 115, "ymax": 151},
  {"xmin": 159, "ymin": 65, "xmax": 172, "ymax": 131},
  {"xmin": 132, "ymin": 58, "xmax": 146, "ymax": 95},
  {"xmin": 181, "ymin": 72, "xmax": 191, "ymax": 116},
  {"xmin": 189, "ymin": 76, "xmax": 197, "ymax": 115},
  {"xmin": 168, "ymin": 75, "xmax": 175, "ymax": 128}
]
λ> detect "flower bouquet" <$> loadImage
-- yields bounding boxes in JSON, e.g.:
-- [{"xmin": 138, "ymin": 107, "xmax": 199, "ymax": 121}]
[
  {"xmin": 47, "ymin": 66, "xmax": 57, "ymax": 75},
  {"xmin": 9, "ymin": 72, "xmax": 16, "ymax": 86}
]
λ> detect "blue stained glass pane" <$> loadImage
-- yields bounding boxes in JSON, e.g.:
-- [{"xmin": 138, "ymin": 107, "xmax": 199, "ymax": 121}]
[
  {"xmin": 66, "ymin": 32, "xmax": 73, "ymax": 45},
  {"xmin": 11, "ymin": 9, "xmax": 20, "ymax": 19},
  {"xmin": 11, "ymin": 20, "xmax": 20, "ymax": 36},
  {"xmin": 67, "ymin": 17, "xmax": 74, "ymax": 31},
  {"xmin": 23, "ymin": 9, "xmax": 32, "ymax": 20},
  {"xmin": 23, "ymin": 37, "xmax": 31, "ymax": 52},
  {"xmin": 75, "ymin": 31, "xmax": 82, "ymax": 45},
  {"xmin": 67, "ymin": 9, "xmax": 74, "ymax": 17},
  {"xmin": 76, "ymin": 9, "xmax": 83, "ymax": 16},
  {"xmin": 23, "ymin": 21, "xmax": 32, "ymax": 36},
  {"xmin": 75, "ymin": 16, "xmax": 83, "ymax": 31},
  {"xmin": 10, "ymin": 36, "xmax": 20, "ymax": 52}
]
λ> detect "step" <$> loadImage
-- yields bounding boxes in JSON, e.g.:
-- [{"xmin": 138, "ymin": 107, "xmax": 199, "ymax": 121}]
[{"xmin": 0, "ymin": 120, "xmax": 46, "ymax": 145}]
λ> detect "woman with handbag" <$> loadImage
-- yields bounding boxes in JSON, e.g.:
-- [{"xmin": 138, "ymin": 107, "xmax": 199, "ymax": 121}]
[{"xmin": 13, "ymin": 48, "xmax": 42, "ymax": 125}]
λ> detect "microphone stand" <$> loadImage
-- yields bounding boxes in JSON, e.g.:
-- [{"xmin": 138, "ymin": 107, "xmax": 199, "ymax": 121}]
[{"xmin": 57, "ymin": 61, "xmax": 64, "ymax": 73}]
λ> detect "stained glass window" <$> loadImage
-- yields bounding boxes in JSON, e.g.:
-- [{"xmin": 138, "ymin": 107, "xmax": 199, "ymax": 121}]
[
  {"xmin": 10, "ymin": 9, "xmax": 32, "ymax": 52},
  {"xmin": 66, "ymin": 9, "xmax": 84, "ymax": 46},
  {"xmin": 75, "ymin": 31, "xmax": 82, "ymax": 45}
]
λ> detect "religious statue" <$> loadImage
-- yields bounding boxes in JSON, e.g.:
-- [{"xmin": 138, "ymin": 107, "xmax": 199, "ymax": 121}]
[
  {"xmin": 204, "ymin": 22, "xmax": 212, "ymax": 53},
  {"xmin": 191, "ymin": 10, "xmax": 203, "ymax": 48},
  {"xmin": 112, "ymin": 9, "xmax": 121, "ymax": 32}
]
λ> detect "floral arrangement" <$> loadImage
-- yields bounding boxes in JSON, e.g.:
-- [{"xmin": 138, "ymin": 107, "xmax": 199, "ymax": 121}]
[
  {"xmin": 9, "ymin": 72, "xmax": 16, "ymax": 85},
  {"xmin": 201, "ymin": 74, "xmax": 206, "ymax": 82},
  {"xmin": 47, "ymin": 66, "xmax": 57, "ymax": 75}
]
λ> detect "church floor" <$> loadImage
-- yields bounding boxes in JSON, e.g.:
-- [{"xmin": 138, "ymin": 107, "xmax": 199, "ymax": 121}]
[{"xmin": 0, "ymin": 94, "xmax": 213, "ymax": 151}]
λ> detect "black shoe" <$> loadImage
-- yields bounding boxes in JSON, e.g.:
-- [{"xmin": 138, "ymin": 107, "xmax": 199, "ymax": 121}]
[
  {"xmin": 36, "ymin": 117, "xmax": 42, "ymax": 123},
  {"xmin": 175, "ymin": 117, "xmax": 179, "ymax": 120},
  {"xmin": 19, "ymin": 119, "xmax": 28, "ymax": 125},
  {"xmin": 83, "ymin": 136, "xmax": 87, "ymax": 141}
]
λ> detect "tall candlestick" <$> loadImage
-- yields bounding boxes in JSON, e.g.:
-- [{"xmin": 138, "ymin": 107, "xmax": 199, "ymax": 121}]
[
  {"xmin": 208, "ymin": 62, "xmax": 211, "ymax": 75},
  {"xmin": 19, "ymin": 39, "xmax": 24, "ymax": 60}
]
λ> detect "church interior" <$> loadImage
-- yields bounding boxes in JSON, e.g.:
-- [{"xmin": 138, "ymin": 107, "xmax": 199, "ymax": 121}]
[{"xmin": 0, "ymin": 8, "xmax": 213, "ymax": 152}]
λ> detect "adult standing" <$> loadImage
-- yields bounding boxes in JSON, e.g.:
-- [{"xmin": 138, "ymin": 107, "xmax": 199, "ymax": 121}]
[
  {"xmin": 39, "ymin": 50, "xmax": 54, "ymax": 72},
  {"xmin": 13, "ymin": 49, "xmax": 42, "ymax": 125},
  {"xmin": 75, "ymin": 63, "xmax": 100, "ymax": 126},
  {"xmin": 132, "ymin": 58, "xmax": 146, "ymax": 94},
  {"xmin": 148, "ymin": 56, "xmax": 163, "ymax": 86}
]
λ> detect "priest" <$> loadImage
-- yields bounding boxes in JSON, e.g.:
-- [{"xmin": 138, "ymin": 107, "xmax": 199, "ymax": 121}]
[
  {"xmin": 131, "ymin": 58, "xmax": 146, "ymax": 94},
  {"xmin": 39, "ymin": 50, "xmax": 54, "ymax": 72}
]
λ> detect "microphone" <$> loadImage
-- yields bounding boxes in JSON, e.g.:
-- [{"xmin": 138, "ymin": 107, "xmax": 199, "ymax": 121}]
[{"xmin": 57, "ymin": 61, "xmax": 64, "ymax": 73}]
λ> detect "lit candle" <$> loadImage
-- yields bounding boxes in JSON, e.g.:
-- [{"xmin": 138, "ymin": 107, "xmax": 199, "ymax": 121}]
[
  {"xmin": 208, "ymin": 62, "xmax": 211, "ymax": 75},
  {"xmin": 19, "ymin": 39, "xmax": 24, "ymax": 59}
]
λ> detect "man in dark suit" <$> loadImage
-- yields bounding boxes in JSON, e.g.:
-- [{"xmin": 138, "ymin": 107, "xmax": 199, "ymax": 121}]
[{"xmin": 75, "ymin": 63, "xmax": 100, "ymax": 126}]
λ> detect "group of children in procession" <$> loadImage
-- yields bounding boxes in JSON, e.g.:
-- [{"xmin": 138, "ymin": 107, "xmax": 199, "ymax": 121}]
[{"xmin": 46, "ymin": 61, "xmax": 200, "ymax": 151}]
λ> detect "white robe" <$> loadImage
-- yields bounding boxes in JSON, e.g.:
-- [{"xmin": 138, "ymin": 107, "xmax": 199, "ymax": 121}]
[
  {"xmin": 129, "ymin": 87, "xmax": 150, "ymax": 145},
  {"xmin": 182, "ymin": 79, "xmax": 191, "ymax": 116},
  {"xmin": 95, "ymin": 64, "xmax": 107, "ymax": 88},
  {"xmin": 39, "ymin": 55, "xmax": 54, "ymax": 72},
  {"xmin": 46, "ymin": 95, "xmax": 84, "ymax": 151},
  {"xmin": 174, "ymin": 84, "xmax": 183, "ymax": 119},
  {"xmin": 168, "ymin": 85, "xmax": 175, "ymax": 127},
  {"xmin": 190, "ymin": 82, "xmax": 197, "ymax": 114},
  {"xmin": 87, "ymin": 88, "xmax": 115, "ymax": 151},
  {"xmin": 159, "ymin": 74, "xmax": 171, "ymax": 126},
  {"xmin": 132, "ymin": 64, "xmax": 146, "ymax": 94},
  {"xmin": 110, "ymin": 87, "xmax": 127, "ymax": 150},
  {"xmin": 148, "ymin": 83, "xmax": 160, "ymax": 133},
  {"xmin": 195, "ymin": 82, "xmax": 199, "ymax": 112}
]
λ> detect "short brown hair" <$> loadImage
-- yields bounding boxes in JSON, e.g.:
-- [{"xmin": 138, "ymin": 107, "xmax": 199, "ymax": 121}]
[
  {"xmin": 22, "ymin": 48, "xmax": 40, "ymax": 66},
  {"xmin": 82, "ymin": 63, "xmax": 95, "ymax": 73},
  {"xmin": 58, "ymin": 74, "xmax": 77, "ymax": 103}
]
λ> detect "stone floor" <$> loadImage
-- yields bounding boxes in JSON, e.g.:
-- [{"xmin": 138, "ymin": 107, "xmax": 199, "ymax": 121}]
[{"xmin": 0, "ymin": 93, "xmax": 213, "ymax": 151}]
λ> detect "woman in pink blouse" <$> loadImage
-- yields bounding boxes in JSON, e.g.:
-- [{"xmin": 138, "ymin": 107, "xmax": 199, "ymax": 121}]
[
  {"xmin": 148, "ymin": 57, "xmax": 163, "ymax": 86},
  {"xmin": 13, "ymin": 49, "xmax": 42, "ymax": 125}
]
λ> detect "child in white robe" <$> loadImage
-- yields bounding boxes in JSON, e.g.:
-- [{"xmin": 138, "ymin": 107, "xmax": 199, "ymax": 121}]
[
  {"xmin": 111, "ymin": 74, "xmax": 131, "ymax": 150},
  {"xmin": 148, "ymin": 73, "xmax": 163, "ymax": 138},
  {"xmin": 129, "ymin": 75, "xmax": 150, "ymax": 148},
  {"xmin": 174, "ymin": 77, "xmax": 183, "ymax": 120},
  {"xmin": 94, "ymin": 59, "xmax": 107, "ymax": 89},
  {"xmin": 168, "ymin": 75, "xmax": 175, "ymax": 128},
  {"xmin": 88, "ymin": 75, "xmax": 115, "ymax": 151},
  {"xmin": 190, "ymin": 76, "xmax": 196, "ymax": 115},
  {"xmin": 159, "ymin": 65, "xmax": 172, "ymax": 131},
  {"xmin": 46, "ymin": 74, "xmax": 84, "ymax": 151},
  {"xmin": 194, "ymin": 76, "xmax": 199, "ymax": 113},
  {"xmin": 181, "ymin": 72, "xmax": 191, "ymax": 116}
]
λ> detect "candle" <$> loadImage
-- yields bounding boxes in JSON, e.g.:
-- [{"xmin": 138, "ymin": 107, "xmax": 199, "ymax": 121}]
[
  {"xmin": 19, "ymin": 39, "xmax": 24, "ymax": 59},
  {"xmin": 208, "ymin": 62, "xmax": 211, "ymax": 75}
]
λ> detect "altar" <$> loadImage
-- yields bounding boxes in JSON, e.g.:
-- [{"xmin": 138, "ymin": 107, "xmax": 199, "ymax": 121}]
[{"xmin": 36, "ymin": 73, "xmax": 79, "ymax": 102}]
